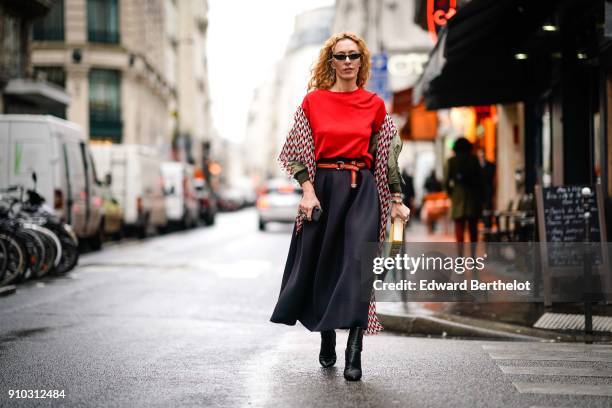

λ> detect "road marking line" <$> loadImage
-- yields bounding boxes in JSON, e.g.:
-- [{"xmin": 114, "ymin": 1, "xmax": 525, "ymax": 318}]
[
  {"xmin": 513, "ymin": 382, "xmax": 612, "ymax": 397},
  {"xmin": 500, "ymin": 366, "xmax": 612, "ymax": 377}
]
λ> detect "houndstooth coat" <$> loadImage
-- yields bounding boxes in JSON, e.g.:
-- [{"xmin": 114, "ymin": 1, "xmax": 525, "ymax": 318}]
[{"xmin": 277, "ymin": 105, "xmax": 398, "ymax": 335}]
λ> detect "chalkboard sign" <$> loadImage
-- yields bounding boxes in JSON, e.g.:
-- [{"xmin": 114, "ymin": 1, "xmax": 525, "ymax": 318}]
[
  {"xmin": 535, "ymin": 183, "xmax": 610, "ymax": 305},
  {"xmin": 541, "ymin": 186, "xmax": 601, "ymax": 243}
]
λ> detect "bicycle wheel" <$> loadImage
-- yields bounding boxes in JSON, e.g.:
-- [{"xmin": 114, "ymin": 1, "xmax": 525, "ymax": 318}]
[
  {"xmin": 0, "ymin": 233, "xmax": 28, "ymax": 286},
  {"xmin": 22, "ymin": 224, "xmax": 57, "ymax": 278},
  {"xmin": 48, "ymin": 224, "xmax": 78, "ymax": 274},
  {"xmin": 15, "ymin": 229, "xmax": 44, "ymax": 281},
  {"xmin": 0, "ymin": 238, "xmax": 7, "ymax": 282}
]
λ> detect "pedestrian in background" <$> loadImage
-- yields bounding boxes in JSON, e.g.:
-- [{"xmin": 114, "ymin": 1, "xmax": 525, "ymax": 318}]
[
  {"xmin": 424, "ymin": 169, "xmax": 443, "ymax": 194},
  {"xmin": 270, "ymin": 32, "xmax": 409, "ymax": 382},
  {"xmin": 421, "ymin": 169, "xmax": 447, "ymax": 234},
  {"xmin": 444, "ymin": 137, "xmax": 484, "ymax": 255}
]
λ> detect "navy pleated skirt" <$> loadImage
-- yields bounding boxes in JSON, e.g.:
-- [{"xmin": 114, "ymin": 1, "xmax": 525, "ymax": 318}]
[{"xmin": 270, "ymin": 163, "xmax": 380, "ymax": 332}]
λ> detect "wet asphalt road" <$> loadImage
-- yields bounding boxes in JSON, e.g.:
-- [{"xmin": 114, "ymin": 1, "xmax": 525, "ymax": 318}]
[{"xmin": 0, "ymin": 208, "xmax": 611, "ymax": 407}]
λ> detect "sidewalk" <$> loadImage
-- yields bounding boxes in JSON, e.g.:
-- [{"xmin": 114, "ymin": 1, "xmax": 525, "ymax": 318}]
[
  {"xmin": 404, "ymin": 216, "xmax": 455, "ymax": 243},
  {"xmin": 377, "ymin": 221, "xmax": 612, "ymax": 343}
]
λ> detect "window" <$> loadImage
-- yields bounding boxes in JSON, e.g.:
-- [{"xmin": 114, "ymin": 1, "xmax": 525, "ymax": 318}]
[
  {"xmin": 33, "ymin": 67, "xmax": 66, "ymax": 88},
  {"xmin": 89, "ymin": 69, "xmax": 122, "ymax": 142},
  {"xmin": 87, "ymin": 0, "xmax": 120, "ymax": 44},
  {"xmin": 32, "ymin": 66, "xmax": 67, "ymax": 118},
  {"xmin": 33, "ymin": 0, "xmax": 65, "ymax": 41}
]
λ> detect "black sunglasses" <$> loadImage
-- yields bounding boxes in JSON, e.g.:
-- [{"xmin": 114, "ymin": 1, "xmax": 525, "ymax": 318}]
[{"xmin": 332, "ymin": 53, "xmax": 361, "ymax": 61}]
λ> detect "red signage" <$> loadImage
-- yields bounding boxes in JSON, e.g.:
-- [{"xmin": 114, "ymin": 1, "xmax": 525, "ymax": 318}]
[{"xmin": 427, "ymin": 0, "xmax": 457, "ymax": 42}]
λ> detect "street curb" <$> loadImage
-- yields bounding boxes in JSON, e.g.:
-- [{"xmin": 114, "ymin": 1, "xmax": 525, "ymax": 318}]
[
  {"xmin": 377, "ymin": 310, "xmax": 612, "ymax": 343},
  {"xmin": 0, "ymin": 285, "xmax": 17, "ymax": 297}
]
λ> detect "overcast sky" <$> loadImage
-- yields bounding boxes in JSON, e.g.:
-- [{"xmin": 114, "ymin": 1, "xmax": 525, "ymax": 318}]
[{"xmin": 207, "ymin": 0, "xmax": 334, "ymax": 144}]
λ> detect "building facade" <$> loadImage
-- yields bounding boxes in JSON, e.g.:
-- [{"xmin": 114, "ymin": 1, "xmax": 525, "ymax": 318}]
[
  {"xmin": 244, "ymin": 78, "xmax": 278, "ymax": 183},
  {"xmin": 1, "ymin": 0, "xmax": 70, "ymax": 116},
  {"xmin": 29, "ymin": 0, "xmax": 213, "ymax": 166},
  {"xmin": 176, "ymin": 0, "xmax": 213, "ymax": 166}
]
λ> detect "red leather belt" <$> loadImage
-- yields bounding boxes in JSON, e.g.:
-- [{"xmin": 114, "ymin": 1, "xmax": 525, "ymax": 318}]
[{"xmin": 316, "ymin": 159, "xmax": 367, "ymax": 188}]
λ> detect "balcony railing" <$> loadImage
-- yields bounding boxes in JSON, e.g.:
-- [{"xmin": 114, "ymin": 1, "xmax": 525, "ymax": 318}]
[
  {"xmin": 88, "ymin": 29, "xmax": 120, "ymax": 44},
  {"xmin": 32, "ymin": 26, "xmax": 64, "ymax": 41}
]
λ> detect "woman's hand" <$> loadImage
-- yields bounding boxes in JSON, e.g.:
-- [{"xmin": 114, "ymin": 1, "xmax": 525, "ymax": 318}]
[
  {"xmin": 299, "ymin": 181, "xmax": 321, "ymax": 221},
  {"xmin": 391, "ymin": 202, "xmax": 410, "ymax": 221}
]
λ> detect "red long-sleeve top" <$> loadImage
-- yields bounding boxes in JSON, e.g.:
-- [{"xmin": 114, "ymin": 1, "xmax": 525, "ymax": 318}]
[{"xmin": 301, "ymin": 87, "xmax": 387, "ymax": 169}]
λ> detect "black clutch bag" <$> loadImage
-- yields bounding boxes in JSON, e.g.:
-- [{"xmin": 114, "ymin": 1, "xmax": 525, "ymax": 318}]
[{"xmin": 311, "ymin": 206, "xmax": 322, "ymax": 222}]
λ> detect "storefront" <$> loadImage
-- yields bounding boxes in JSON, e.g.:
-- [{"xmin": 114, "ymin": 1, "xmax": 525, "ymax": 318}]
[{"xmin": 413, "ymin": 0, "xmax": 611, "ymax": 238}]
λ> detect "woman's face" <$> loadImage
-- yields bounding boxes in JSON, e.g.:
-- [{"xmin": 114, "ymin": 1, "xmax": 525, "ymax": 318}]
[{"xmin": 330, "ymin": 38, "xmax": 361, "ymax": 82}]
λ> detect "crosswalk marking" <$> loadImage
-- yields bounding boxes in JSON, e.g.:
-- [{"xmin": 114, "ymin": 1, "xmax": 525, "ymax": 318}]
[
  {"xmin": 500, "ymin": 366, "xmax": 612, "ymax": 377},
  {"xmin": 482, "ymin": 344, "xmax": 612, "ymax": 399},
  {"xmin": 513, "ymin": 382, "xmax": 612, "ymax": 397},
  {"xmin": 482, "ymin": 344, "xmax": 612, "ymax": 353},
  {"xmin": 488, "ymin": 352, "xmax": 612, "ymax": 363}
]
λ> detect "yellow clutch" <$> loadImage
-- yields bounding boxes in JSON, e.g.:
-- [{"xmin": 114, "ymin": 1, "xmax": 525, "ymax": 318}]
[{"xmin": 389, "ymin": 217, "xmax": 405, "ymax": 244}]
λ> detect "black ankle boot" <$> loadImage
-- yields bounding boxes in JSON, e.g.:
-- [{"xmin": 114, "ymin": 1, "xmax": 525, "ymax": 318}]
[
  {"xmin": 319, "ymin": 330, "xmax": 336, "ymax": 367},
  {"xmin": 344, "ymin": 327, "xmax": 364, "ymax": 381}
]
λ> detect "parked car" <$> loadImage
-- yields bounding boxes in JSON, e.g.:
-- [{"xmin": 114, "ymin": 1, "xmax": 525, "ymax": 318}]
[
  {"xmin": 256, "ymin": 178, "xmax": 302, "ymax": 231},
  {"xmin": 217, "ymin": 187, "xmax": 245, "ymax": 211},
  {"xmin": 231, "ymin": 177, "xmax": 257, "ymax": 207},
  {"xmin": 0, "ymin": 114, "xmax": 104, "ymax": 247},
  {"xmin": 242, "ymin": 186, "xmax": 257, "ymax": 207},
  {"xmin": 195, "ymin": 178, "xmax": 217, "ymax": 226},
  {"xmin": 160, "ymin": 161, "xmax": 199, "ymax": 229},
  {"xmin": 90, "ymin": 144, "xmax": 167, "ymax": 238}
]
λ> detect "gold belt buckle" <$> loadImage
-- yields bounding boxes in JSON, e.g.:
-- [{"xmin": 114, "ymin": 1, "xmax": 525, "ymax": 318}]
[{"xmin": 335, "ymin": 160, "xmax": 344, "ymax": 170}]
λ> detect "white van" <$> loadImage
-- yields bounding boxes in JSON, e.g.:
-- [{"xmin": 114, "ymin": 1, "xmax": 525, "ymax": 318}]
[
  {"xmin": 90, "ymin": 144, "xmax": 167, "ymax": 237},
  {"xmin": 160, "ymin": 161, "xmax": 199, "ymax": 229},
  {"xmin": 0, "ymin": 115, "xmax": 104, "ymax": 246}
]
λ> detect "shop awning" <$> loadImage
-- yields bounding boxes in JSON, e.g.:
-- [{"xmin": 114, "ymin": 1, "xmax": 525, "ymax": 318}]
[
  {"xmin": 413, "ymin": 0, "xmax": 581, "ymax": 109},
  {"xmin": 392, "ymin": 88, "xmax": 438, "ymax": 141}
]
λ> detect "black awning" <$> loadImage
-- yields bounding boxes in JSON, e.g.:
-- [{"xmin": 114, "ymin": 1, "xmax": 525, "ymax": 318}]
[{"xmin": 414, "ymin": 0, "xmax": 592, "ymax": 109}]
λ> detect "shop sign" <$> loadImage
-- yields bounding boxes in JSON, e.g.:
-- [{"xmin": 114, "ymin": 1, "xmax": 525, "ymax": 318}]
[
  {"xmin": 388, "ymin": 54, "xmax": 429, "ymax": 77},
  {"xmin": 369, "ymin": 53, "xmax": 392, "ymax": 104},
  {"xmin": 427, "ymin": 0, "xmax": 457, "ymax": 41}
]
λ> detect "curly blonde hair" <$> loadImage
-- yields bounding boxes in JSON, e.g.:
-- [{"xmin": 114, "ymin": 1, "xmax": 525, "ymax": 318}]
[{"xmin": 307, "ymin": 32, "xmax": 371, "ymax": 91}]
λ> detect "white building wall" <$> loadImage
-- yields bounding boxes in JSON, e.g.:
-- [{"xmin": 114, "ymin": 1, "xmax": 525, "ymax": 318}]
[
  {"xmin": 273, "ymin": 46, "xmax": 321, "ymax": 167},
  {"xmin": 333, "ymin": 0, "xmax": 430, "ymax": 53},
  {"xmin": 379, "ymin": 0, "xmax": 431, "ymax": 53},
  {"xmin": 65, "ymin": 0, "xmax": 86, "ymax": 43},
  {"xmin": 244, "ymin": 78, "xmax": 278, "ymax": 183}
]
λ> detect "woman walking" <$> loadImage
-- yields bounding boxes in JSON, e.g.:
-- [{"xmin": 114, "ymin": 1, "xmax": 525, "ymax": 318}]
[
  {"xmin": 269, "ymin": 32, "xmax": 409, "ymax": 381},
  {"xmin": 443, "ymin": 137, "xmax": 484, "ymax": 256}
]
